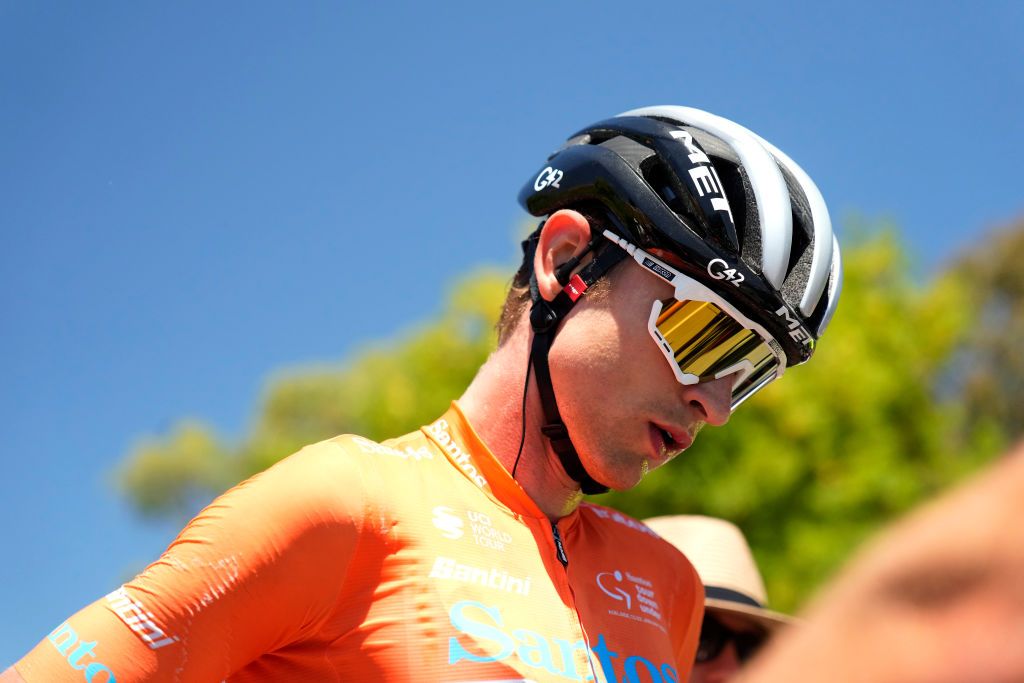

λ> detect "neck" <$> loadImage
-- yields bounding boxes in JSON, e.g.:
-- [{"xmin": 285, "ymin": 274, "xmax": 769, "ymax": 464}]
[{"xmin": 459, "ymin": 325, "xmax": 584, "ymax": 521}]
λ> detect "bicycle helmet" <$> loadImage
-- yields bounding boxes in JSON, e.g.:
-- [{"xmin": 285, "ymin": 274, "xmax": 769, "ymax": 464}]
[{"xmin": 516, "ymin": 105, "xmax": 842, "ymax": 494}]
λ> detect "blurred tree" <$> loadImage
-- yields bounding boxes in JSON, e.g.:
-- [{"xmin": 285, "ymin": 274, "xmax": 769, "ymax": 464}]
[
  {"xmin": 115, "ymin": 225, "xmax": 1007, "ymax": 610},
  {"xmin": 945, "ymin": 218, "xmax": 1024, "ymax": 441}
]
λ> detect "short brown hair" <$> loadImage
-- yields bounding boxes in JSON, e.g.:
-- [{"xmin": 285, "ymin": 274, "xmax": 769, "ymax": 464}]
[{"xmin": 496, "ymin": 280, "xmax": 532, "ymax": 346}]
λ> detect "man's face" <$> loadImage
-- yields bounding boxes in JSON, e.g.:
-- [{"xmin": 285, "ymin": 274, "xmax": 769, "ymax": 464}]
[
  {"xmin": 546, "ymin": 258, "xmax": 733, "ymax": 490},
  {"xmin": 691, "ymin": 611, "xmax": 767, "ymax": 683}
]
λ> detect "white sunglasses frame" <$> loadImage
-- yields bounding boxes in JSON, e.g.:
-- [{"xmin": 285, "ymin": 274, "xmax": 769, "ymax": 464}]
[{"xmin": 602, "ymin": 230, "xmax": 787, "ymax": 410}]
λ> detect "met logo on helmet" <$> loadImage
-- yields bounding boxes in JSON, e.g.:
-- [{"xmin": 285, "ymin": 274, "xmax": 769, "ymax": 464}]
[
  {"xmin": 669, "ymin": 130, "xmax": 735, "ymax": 228},
  {"xmin": 775, "ymin": 306, "xmax": 812, "ymax": 345},
  {"xmin": 534, "ymin": 166, "xmax": 564, "ymax": 191}
]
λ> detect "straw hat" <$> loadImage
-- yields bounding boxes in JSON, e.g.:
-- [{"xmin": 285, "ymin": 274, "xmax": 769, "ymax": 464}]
[{"xmin": 644, "ymin": 514, "xmax": 794, "ymax": 631}]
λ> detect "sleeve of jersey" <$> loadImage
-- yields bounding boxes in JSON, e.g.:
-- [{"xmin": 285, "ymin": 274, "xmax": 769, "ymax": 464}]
[
  {"xmin": 671, "ymin": 552, "xmax": 705, "ymax": 683},
  {"xmin": 12, "ymin": 438, "xmax": 374, "ymax": 682}
]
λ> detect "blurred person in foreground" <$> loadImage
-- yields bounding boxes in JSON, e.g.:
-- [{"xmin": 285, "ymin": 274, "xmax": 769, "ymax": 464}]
[
  {"xmin": 3, "ymin": 106, "xmax": 841, "ymax": 682},
  {"xmin": 645, "ymin": 515, "xmax": 793, "ymax": 683},
  {"xmin": 735, "ymin": 440, "xmax": 1024, "ymax": 683}
]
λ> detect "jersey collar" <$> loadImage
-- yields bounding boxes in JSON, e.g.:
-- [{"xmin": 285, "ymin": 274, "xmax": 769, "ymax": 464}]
[{"xmin": 422, "ymin": 401, "xmax": 548, "ymax": 520}]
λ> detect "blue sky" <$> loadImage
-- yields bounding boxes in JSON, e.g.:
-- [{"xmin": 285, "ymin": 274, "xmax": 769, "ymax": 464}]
[{"xmin": 2, "ymin": 0, "xmax": 1022, "ymax": 663}]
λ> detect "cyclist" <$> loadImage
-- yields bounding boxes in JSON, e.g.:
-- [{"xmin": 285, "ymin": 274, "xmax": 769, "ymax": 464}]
[{"xmin": 4, "ymin": 105, "xmax": 841, "ymax": 682}]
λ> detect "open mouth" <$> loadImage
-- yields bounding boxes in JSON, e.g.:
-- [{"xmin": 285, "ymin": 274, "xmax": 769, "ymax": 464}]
[{"xmin": 651, "ymin": 424, "xmax": 693, "ymax": 461}]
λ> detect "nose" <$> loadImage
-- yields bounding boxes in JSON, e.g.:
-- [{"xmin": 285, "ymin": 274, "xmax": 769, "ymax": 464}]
[{"xmin": 685, "ymin": 375, "xmax": 732, "ymax": 427}]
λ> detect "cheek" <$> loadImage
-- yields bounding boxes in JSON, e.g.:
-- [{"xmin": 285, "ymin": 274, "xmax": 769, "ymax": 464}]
[
  {"xmin": 552, "ymin": 283, "xmax": 678, "ymax": 404},
  {"xmin": 560, "ymin": 308, "xmax": 628, "ymax": 369},
  {"xmin": 547, "ymin": 314, "xmax": 641, "ymax": 432},
  {"xmin": 608, "ymin": 288, "xmax": 673, "ymax": 374},
  {"xmin": 621, "ymin": 310, "xmax": 680, "ymax": 386}
]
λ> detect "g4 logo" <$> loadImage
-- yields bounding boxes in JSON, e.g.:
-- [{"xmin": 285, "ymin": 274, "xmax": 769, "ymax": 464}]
[
  {"xmin": 708, "ymin": 258, "xmax": 744, "ymax": 287},
  {"xmin": 533, "ymin": 166, "xmax": 564, "ymax": 191}
]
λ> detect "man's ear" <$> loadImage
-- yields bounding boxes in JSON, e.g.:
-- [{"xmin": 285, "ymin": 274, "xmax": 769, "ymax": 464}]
[{"xmin": 534, "ymin": 210, "xmax": 592, "ymax": 302}]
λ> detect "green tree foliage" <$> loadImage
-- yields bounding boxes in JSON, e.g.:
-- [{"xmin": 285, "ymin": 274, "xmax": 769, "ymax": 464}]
[
  {"xmin": 115, "ymin": 226, "xmax": 1007, "ymax": 610},
  {"xmin": 946, "ymin": 219, "xmax": 1024, "ymax": 441}
]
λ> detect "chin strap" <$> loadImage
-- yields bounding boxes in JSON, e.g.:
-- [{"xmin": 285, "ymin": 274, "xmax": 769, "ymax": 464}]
[{"xmin": 526, "ymin": 235, "xmax": 627, "ymax": 495}]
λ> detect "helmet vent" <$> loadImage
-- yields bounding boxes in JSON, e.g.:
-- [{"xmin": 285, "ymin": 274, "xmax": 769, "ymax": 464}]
[
  {"xmin": 597, "ymin": 135, "xmax": 655, "ymax": 169},
  {"xmin": 778, "ymin": 165, "xmax": 815, "ymax": 307},
  {"xmin": 733, "ymin": 167, "xmax": 762, "ymax": 271},
  {"xmin": 640, "ymin": 157, "xmax": 706, "ymax": 239}
]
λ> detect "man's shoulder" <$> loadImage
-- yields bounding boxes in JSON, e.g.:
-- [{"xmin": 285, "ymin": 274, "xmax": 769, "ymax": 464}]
[
  {"xmin": 324, "ymin": 430, "xmax": 438, "ymax": 464},
  {"xmin": 217, "ymin": 428, "xmax": 442, "ymax": 523},
  {"xmin": 577, "ymin": 503, "xmax": 703, "ymax": 621},
  {"xmin": 580, "ymin": 502, "xmax": 696, "ymax": 565},
  {"xmin": 270, "ymin": 428, "xmax": 438, "ymax": 479},
  {"xmin": 155, "ymin": 429, "xmax": 445, "ymax": 565},
  {"xmin": 579, "ymin": 502, "xmax": 663, "ymax": 540}
]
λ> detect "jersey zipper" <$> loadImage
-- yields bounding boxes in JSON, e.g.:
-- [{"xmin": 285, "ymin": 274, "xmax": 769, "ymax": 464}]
[
  {"xmin": 550, "ymin": 520, "xmax": 601, "ymax": 681},
  {"xmin": 551, "ymin": 521, "xmax": 569, "ymax": 567}
]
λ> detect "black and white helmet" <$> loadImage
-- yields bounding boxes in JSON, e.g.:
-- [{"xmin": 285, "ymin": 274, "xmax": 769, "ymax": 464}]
[
  {"xmin": 519, "ymin": 105, "xmax": 842, "ymax": 369},
  {"xmin": 516, "ymin": 105, "xmax": 842, "ymax": 494}
]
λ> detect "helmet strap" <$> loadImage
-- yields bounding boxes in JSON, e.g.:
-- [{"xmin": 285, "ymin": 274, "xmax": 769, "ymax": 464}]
[{"xmin": 526, "ymin": 239, "xmax": 626, "ymax": 495}]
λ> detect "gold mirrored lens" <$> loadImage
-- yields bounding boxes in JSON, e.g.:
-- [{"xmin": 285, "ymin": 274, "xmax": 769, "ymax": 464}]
[
  {"xmin": 655, "ymin": 300, "xmax": 778, "ymax": 399},
  {"xmin": 730, "ymin": 360, "xmax": 779, "ymax": 409}
]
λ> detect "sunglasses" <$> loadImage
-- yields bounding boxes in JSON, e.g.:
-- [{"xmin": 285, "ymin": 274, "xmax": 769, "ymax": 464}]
[
  {"xmin": 696, "ymin": 613, "xmax": 766, "ymax": 664},
  {"xmin": 602, "ymin": 230, "xmax": 787, "ymax": 411}
]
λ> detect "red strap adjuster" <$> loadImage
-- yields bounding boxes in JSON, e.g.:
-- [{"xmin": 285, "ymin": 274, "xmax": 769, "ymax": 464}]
[{"xmin": 564, "ymin": 274, "xmax": 588, "ymax": 302}]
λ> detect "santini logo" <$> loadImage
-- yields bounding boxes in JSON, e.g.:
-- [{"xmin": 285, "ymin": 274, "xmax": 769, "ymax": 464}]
[
  {"xmin": 429, "ymin": 557, "xmax": 531, "ymax": 596},
  {"xmin": 105, "ymin": 587, "xmax": 178, "ymax": 650}
]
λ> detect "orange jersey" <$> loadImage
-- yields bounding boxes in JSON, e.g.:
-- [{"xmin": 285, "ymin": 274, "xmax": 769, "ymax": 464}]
[{"xmin": 13, "ymin": 402, "xmax": 703, "ymax": 682}]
